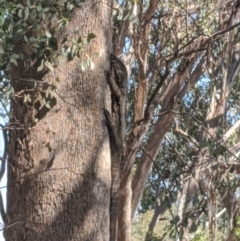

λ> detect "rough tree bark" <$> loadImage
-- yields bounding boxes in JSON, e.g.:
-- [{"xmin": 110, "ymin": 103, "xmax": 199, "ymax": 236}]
[{"xmin": 5, "ymin": 1, "xmax": 112, "ymax": 241}]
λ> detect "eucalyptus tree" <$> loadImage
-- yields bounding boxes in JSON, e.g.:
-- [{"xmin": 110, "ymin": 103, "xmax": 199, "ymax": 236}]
[
  {"xmin": 0, "ymin": 0, "xmax": 240, "ymax": 241},
  {"xmin": 116, "ymin": 0, "xmax": 240, "ymax": 240}
]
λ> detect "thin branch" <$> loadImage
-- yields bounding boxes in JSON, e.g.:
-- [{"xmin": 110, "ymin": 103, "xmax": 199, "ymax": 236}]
[
  {"xmin": 174, "ymin": 126, "xmax": 199, "ymax": 148},
  {"xmin": 223, "ymin": 119, "xmax": 240, "ymax": 141}
]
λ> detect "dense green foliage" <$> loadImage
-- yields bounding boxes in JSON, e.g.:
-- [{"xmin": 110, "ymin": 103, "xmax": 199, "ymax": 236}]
[{"xmin": 0, "ymin": 0, "xmax": 96, "ymax": 119}]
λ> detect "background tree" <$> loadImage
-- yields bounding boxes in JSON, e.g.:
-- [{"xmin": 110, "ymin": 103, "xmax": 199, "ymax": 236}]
[
  {"xmin": 117, "ymin": 0, "xmax": 240, "ymax": 240},
  {"xmin": 130, "ymin": 2, "xmax": 240, "ymax": 238}
]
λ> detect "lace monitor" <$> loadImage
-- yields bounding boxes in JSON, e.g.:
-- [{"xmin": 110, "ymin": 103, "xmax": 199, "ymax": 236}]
[{"xmin": 104, "ymin": 54, "xmax": 128, "ymax": 241}]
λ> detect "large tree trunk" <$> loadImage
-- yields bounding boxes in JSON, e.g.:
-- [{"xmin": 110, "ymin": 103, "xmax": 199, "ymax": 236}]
[{"xmin": 5, "ymin": 1, "xmax": 112, "ymax": 241}]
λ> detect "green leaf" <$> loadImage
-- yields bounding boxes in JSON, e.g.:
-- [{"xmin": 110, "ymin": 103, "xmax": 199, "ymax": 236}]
[
  {"xmin": 0, "ymin": 15, "xmax": 5, "ymax": 26},
  {"xmin": 18, "ymin": 9, "xmax": 22, "ymax": 18},
  {"xmin": 129, "ymin": 14, "xmax": 135, "ymax": 21},
  {"xmin": 45, "ymin": 61, "xmax": 54, "ymax": 72},
  {"xmin": 5, "ymin": 87, "xmax": 14, "ymax": 99},
  {"xmin": 24, "ymin": 35, "xmax": 28, "ymax": 42},
  {"xmin": 82, "ymin": 38, "xmax": 88, "ymax": 45},
  {"xmin": 71, "ymin": 44, "xmax": 77, "ymax": 55},
  {"xmin": 45, "ymin": 31, "xmax": 52, "ymax": 38},
  {"xmin": 10, "ymin": 58, "xmax": 17, "ymax": 66},
  {"xmin": 49, "ymin": 36, "xmax": 58, "ymax": 50},
  {"xmin": 123, "ymin": 12, "xmax": 130, "ymax": 21},
  {"xmin": 3, "ymin": 99, "xmax": 8, "ymax": 106},
  {"xmin": 80, "ymin": 60, "xmax": 87, "ymax": 71},
  {"xmin": 55, "ymin": 77, "xmax": 60, "ymax": 82},
  {"xmin": 24, "ymin": 7, "xmax": 29, "ymax": 21},
  {"xmin": 16, "ymin": 3, "xmax": 24, "ymax": 8},
  {"xmin": 32, "ymin": 43, "xmax": 40, "ymax": 48},
  {"xmin": 37, "ymin": 60, "xmax": 44, "ymax": 72},
  {"xmin": 87, "ymin": 33, "xmax": 96, "ymax": 42},
  {"xmin": 45, "ymin": 102, "xmax": 51, "ymax": 109},
  {"xmin": 89, "ymin": 59, "xmax": 95, "ymax": 70},
  {"xmin": 68, "ymin": 4, "xmax": 75, "ymax": 10},
  {"xmin": 45, "ymin": 142, "xmax": 52, "ymax": 152},
  {"xmin": 37, "ymin": 4, "xmax": 42, "ymax": 11}
]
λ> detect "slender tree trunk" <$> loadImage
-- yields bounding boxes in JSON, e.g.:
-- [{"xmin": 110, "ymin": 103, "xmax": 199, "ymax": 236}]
[
  {"xmin": 145, "ymin": 202, "xmax": 168, "ymax": 241},
  {"xmin": 221, "ymin": 188, "xmax": 238, "ymax": 241},
  {"xmin": 131, "ymin": 55, "xmax": 204, "ymax": 220},
  {"xmin": 207, "ymin": 185, "xmax": 217, "ymax": 241},
  {"xmin": 5, "ymin": 1, "xmax": 112, "ymax": 241}
]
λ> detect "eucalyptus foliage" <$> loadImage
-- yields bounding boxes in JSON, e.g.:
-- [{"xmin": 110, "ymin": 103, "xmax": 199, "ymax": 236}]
[{"xmin": 0, "ymin": 0, "xmax": 96, "ymax": 118}]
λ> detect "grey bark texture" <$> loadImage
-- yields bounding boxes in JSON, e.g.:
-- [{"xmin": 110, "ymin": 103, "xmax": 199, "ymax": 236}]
[{"xmin": 5, "ymin": 1, "xmax": 112, "ymax": 241}]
